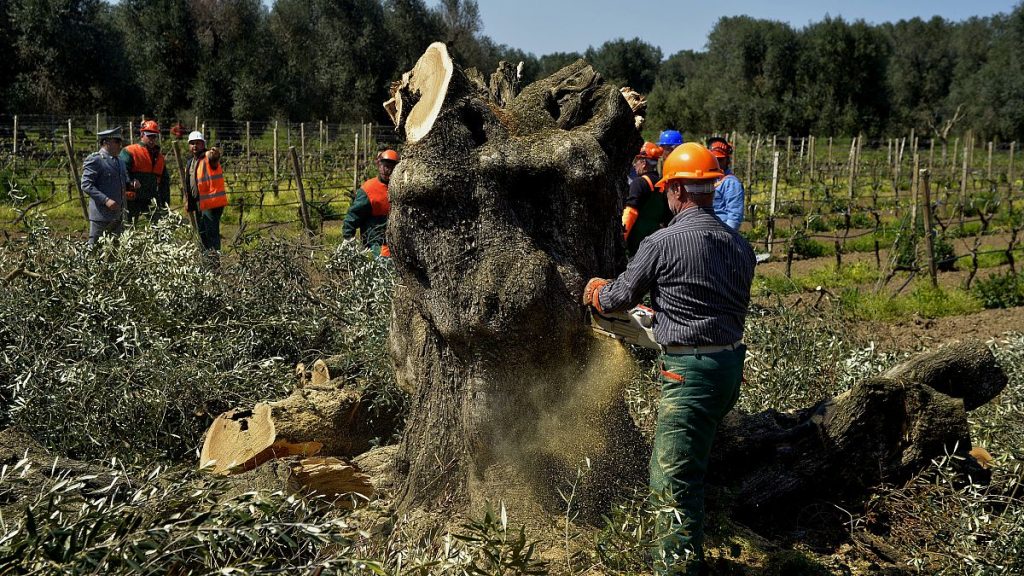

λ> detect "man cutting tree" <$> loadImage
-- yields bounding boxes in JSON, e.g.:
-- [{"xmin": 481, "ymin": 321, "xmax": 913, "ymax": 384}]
[{"xmin": 584, "ymin": 143, "xmax": 756, "ymax": 575}]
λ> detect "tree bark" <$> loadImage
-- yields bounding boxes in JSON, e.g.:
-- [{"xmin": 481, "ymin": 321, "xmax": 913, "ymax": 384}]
[
  {"xmin": 708, "ymin": 340, "xmax": 1007, "ymax": 526},
  {"xmin": 385, "ymin": 43, "xmax": 642, "ymax": 516}
]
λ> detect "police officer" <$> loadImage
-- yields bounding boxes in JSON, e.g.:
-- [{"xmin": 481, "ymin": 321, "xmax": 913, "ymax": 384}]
[{"xmin": 81, "ymin": 127, "xmax": 134, "ymax": 245}]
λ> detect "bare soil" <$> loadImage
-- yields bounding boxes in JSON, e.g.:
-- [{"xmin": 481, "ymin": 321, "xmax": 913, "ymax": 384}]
[{"xmin": 857, "ymin": 306, "xmax": 1024, "ymax": 352}]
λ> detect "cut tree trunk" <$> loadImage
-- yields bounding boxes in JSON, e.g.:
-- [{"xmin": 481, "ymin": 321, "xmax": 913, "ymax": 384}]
[
  {"xmin": 200, "ymin": 369, "xmax": 402, "ymax": 475},
  {"xmin": 385, "ymin": 43, "xmax": 642, "ymax": 516},
  {"xmin": 224, "ymin": 455, "xmax": 374, "ymax": 509},
  {"xmin": 708, "ymin": 340, "xmax": 1007, "ymax": 526}
]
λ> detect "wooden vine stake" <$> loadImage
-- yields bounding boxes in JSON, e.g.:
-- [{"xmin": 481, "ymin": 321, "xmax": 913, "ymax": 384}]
[
  {"xmin": 767, "ymin": 151, "xmax": 780, "ymax": 253},
  {"xmin": 960, "ymin": 131, "xmax": 971, "ymax": 227},
  {"xmin": 987, "ymin": 140, "xmax": 994, "ymax": 181},
  {"xmin": 62, "ymin": 135, "xmax": 90, "ymax": 225},
  {"xmin": 353, "ymin": 133, "xmax": 359, "ymax": 192},
  {"xmin": 11, "ymin": 115, "xmax": 17, "ymax": 176},
  {"xmin": 920, "ymin": 169, "xmax": 938, "ymax": 289},
  {"xmin": 1009, "ymin": 141, "xmax": 1017, "ymax": 194},
  {"xmin": 289, "ymin": 146, "xmax": 313, "ymax": 234}
]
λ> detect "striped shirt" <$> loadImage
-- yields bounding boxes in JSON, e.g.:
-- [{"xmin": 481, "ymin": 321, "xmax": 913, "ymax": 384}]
[{"xmin": 598, "ymin": 206, "xmax": 756, "ymax": 346}]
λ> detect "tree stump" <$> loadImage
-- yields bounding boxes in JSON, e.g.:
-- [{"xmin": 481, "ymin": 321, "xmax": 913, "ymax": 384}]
[{"xmin": 385, "ymin": 43, "xmax": 642, "ymax": 516}]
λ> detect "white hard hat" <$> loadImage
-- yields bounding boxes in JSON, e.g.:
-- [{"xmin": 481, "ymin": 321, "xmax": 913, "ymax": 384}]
[{"xmin": 188, "ymin": 131, "xmax": 205, "ymax": 143}]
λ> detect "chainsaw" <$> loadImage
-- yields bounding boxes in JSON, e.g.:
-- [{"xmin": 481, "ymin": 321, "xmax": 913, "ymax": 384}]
[{"xmin": 589, "ymin": 305, "xmax": 661, "ymax": 350}]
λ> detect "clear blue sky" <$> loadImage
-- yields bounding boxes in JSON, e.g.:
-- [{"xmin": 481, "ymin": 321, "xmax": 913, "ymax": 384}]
[{"xmin": 451, "ymin": 0, "xmax": 1019, "ymax": 57}]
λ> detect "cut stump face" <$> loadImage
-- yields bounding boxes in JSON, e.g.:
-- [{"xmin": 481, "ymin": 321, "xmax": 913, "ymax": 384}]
[{"xmin": 386, "ymin": 43, "xmax": 642, "ymax": 515}]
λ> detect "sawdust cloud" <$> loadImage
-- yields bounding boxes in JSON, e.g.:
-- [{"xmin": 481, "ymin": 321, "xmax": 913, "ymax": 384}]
[{"xmin": 529, "ymin": 336, "xmax": 638, "ymax": 463}]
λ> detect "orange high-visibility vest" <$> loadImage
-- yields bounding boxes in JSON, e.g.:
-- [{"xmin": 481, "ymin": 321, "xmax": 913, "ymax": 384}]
[
  {"xmin": 362, "ymin": 178, "xmax": 391, "ymax": 256},
  {"xmin": 123, "ymin": 144, "xmax": 165, "ymax": 184},
  {"xmin": 195, "ymin": 156, "xmax": 228, "ymax": 211},
  {"xmin": 362, "ymin": 178, "xmax": 390, "ymax": 217}
]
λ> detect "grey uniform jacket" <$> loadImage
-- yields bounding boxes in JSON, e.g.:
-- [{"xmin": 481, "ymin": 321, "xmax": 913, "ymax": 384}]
[{"xmin": 81, "ymin": 148, "xmax": 128, "ymax": 223}]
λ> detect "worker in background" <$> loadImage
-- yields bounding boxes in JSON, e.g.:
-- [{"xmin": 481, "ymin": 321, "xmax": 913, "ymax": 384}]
[
  {"xmin": 623, "ymin": 142, "xmax": 669, "ymax": 257},
  {"xmin": 81, "ymin": 127, "xmax": 134, "ymax": 246},
  {"xmin": 120, "ymin": 120, "xmax": 170, "ymax": 224},
  {"xmin": 183, "ymin": 131, "xmax": 228, "ymax": 253},
  {"xmin": 658, "ymin": 128, "xmax": 683, "ymax": 158},
  {"xmin": 708, "ymin": 137, "xmax": 744, "ymax": 230},
  {"xmin": 583, "ymin": 143, "xmax": 756, "ymax": 576},
  {"xmin": 170, "ymin": 122, "xmax": 188, "ymax": 141},
  {"xmin": 344, "ymin": 149, "xmax": 399, "ymax": 257}
]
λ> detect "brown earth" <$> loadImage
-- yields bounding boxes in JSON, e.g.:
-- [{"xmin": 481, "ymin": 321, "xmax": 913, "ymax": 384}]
[{"xmin": 856, "ymin": 306, "xmax": 1024, "ymax": 351}]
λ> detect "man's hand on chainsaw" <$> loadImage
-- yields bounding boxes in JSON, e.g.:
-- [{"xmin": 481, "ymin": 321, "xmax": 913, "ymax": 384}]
[{"xmin": 582, "ymin": 277, "xmax": 610, "ymax": 311}]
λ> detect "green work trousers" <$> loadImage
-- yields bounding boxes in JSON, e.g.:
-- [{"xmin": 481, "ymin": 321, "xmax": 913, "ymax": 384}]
[{"xmin": 651, "ymin": 346, "xmax": 746, "ymax": 575}]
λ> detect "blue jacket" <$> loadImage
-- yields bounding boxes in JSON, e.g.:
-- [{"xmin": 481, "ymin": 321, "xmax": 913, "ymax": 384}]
[
  {"xmin": 81, "ymin": 148, "xmax": 129, "ymax": 223},
  {"xmin": 713, "ymin": 169, "xmax": 744, "ymax": 230}
]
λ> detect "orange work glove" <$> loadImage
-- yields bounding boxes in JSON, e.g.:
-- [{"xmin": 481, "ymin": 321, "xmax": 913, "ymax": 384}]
[
  {"xmin": 582, "ymin": 277, "xmax": 610, "ymax": 312},
  {"xmin": 622, "ymin": 206, "xmax": 639, "ymax": 240},
  {"xmin": 125, "ymin": 189, "xmax": 137, "ymax": 201}
]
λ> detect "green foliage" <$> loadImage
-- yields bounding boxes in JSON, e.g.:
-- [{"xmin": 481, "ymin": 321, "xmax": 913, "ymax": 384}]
[
  {"xmin": 933, "ymin": 232, "xmax": 957, "ymax": 271},
  {"xmin": 973, "ymin": 271, "xmax": 1024, "ymax": 309},
  {"xmin": 384, "ymin": 0, "xmax": 446, "ymax": 74},
  {"xmin": 860, "ymin": 452, "xmax": 1024, "ymax": 574},
  {"xmin": 116, "ymin": 0, "xmax": 196, "ymax": 117},
  {"xmin": 789, "ymin": 231, "xmax": 827, "ymax": 258},
  {"xmin": 0, "ymin": 464, "xmax": 380, "ymax": 575},
  {"xmin": 840, "ymin": 284, "xmax": 983, "ymax": 321},
  {"xmin": 450, "ymin": 506, "xmax": 549, "ymax": 575},
  {"xmin": 892, "ymin": 217, "xmax": 956, "ymax": 271},
  {"xmin": 270, "ymin": 0, "xmax": 395, "ymax": 122},
  {"xmin": 7, "ymin": 0, "xmax": 138, "ymax": 113},
  {"xmin": 806, "ymin": 216, "xmax": 832, "ymax": 233},
  {"xmin": 585, "ymin": 38, "xmax": 662, "ymax": 94},
  {"xmin": 374, "ymin": 504, "xmax": 552, "ymax": 575},
  {"xmin": 0, "ymin": 217, "xmax": 400, "ymax": 462},
  {"xmin": 594, "ymin": 490, "xmax": 693, "ymax": 574},
  {"xmin": 741, "ymin": 304, "xmax": 905, "ymax": 411},
  {"xmin": 6, "ymin": 0, "xmax": 1024, "ymax": 139}
]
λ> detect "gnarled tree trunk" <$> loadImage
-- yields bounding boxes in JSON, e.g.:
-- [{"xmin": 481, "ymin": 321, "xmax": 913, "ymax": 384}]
[
  {"xmin": 386, "ymin": 43, "xmax": 642, "ymax": 516},
  {"xmin": 709, "ymin": 340, "xmax": 1007, "ymax": 526}
]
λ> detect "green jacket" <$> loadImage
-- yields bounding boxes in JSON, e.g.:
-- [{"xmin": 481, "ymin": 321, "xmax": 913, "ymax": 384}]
[
  {"xmin": 120, "ymin": 144, "xmax": 170, "ymax": 216},
  {"xmin": 626, "ymin": 175, "xmax": 671, "ymax": 256},
  {"xmin": 343, "ymin": 178, "xmax": 390, "ymax": 249}
]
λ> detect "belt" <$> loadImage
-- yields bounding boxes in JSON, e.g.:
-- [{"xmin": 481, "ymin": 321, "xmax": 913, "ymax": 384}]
[{"xmin": 662, "ymin": 340, "xmax": 743, "ymax": 355}]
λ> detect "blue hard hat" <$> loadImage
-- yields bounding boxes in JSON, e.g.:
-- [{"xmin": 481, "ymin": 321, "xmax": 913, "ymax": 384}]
[{"xmin": 658, "ymin": 129, "xmax": 683, "ymax": 147}]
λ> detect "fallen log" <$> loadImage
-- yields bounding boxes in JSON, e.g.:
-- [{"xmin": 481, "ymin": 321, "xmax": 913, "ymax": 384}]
[{"xmin": 708, "ymin": 340, "xmax": 1007, "ymax": 525}]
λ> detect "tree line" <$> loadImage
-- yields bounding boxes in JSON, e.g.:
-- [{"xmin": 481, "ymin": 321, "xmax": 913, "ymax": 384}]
[{"xmin": 2, "ymin": 0, "xmax": 1024, "ymax": 141}]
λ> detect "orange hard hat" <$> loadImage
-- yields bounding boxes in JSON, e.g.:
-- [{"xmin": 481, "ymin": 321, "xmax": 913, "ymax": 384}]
[
  {"xmin": 707, "ymin": 137, "xmax": 732, "ymax": 159},
  {"xmin": 636, "ymin": 141, "xmax": 663, "ymax": 160},
  {"xmin": 139, "ymin": 120, "xmax": 160, "ymax": 134},
  {"xmin": 378, "ymin": 149, "xmax": 400, "ymax": 162},
  {"xmin": 656, "ymin": 142, "xmax": 724, "ymax": 189}
]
